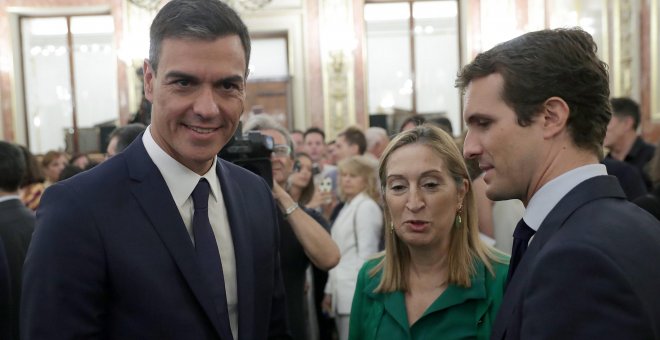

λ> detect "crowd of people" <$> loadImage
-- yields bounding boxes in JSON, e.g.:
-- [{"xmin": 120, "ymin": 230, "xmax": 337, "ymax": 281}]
[{"xmin": 2, "ymin": 1, "xmax": 660, "ymax": 339}]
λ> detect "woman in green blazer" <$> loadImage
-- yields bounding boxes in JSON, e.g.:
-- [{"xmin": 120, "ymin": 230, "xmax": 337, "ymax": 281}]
[{"xmin": 349, "ymin": 125, "xmax": 508, "ymax": 339}]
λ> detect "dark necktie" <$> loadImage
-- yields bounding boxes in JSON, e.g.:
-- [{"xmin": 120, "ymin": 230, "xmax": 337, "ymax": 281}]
[
  {"xmin": 192, "ymin": 178, "xmax": 233, "ymax": 339},
  {"xmin": 506, "ymin": 218, "xmax": 536, "ymax": 287}
]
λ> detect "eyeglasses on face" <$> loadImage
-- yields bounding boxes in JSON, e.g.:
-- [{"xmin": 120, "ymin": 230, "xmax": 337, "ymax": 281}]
[{"xmin": 272, "ymin": 144, "xmax": 291, "ymax": 157}]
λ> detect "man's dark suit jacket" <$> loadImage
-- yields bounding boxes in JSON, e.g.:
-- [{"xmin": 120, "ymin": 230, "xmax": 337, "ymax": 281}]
[
  {"xmin": 21, "ymin": 138, "xmax": 290, "ymax": 339},
  {"xmin": 492, "ymin": 175, "xmax": 660, "ymax": 339},
  {"xmin": 0, "ymin": 198, "xmax": 34, "ymax": 339}
]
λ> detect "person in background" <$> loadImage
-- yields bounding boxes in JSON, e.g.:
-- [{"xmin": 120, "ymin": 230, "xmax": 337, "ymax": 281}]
[
  {"xmin": 244, "ymin": 114, "xmax": 339, "ymax": 340},
  {"xmin": 303, "ymin": 127, "xmax": 338, "ymax": 221},
  {"xmin": 399, "ymin": 116, "xmax": 426, "ymax": 132},
  {"xmin": 429, "ymin": 117, "xmax": 454, "ymax": 136},
  {"xmin": 459, "ymin": 28, "xmax": 660, "ymax": 339},
  {"xmin": 634, "ymin": 139, "xmax": 660, "ymax": 219},
  {"xmin": 334, "ymin": 126, "xmax": 367, "ymax": 162},
  {"xmin": 0, "ymin": 141, "xmax": 35, "ymax": 340},
  {"xmin": 322, "ymin": 155, "xmax": 383, "ymax": 340},
  {"xmin": 21, "ymin": 1, "xmax": 290, "ymax": 338},
  {"xmin": 40, "ymin": 150, "xmax": 68, "ymax": 188},
  {"xmin": 604, "ymin": 97, "xmax": 655, "ymax": 190},
  {"xmin": 17, "ymin": 145, "xmax": 45, "ymax": 212},
  {"xmin": 106, "ymin": 123, "xmax": 147, "ymax": 158},
  {"xmin": 287, "ymin": 151, "xmax": 337, "ymax": 340},
  {"xmin": 291, "ymin": 129, "xmax": 305, "ymax": 153},
  {"xmin": 288, "ymin": 153, "xmax": 315, "ymax": 205},
  {"xmin": 69, "ymin": 153, "xmax": 91, "ymax": 170},
  {"xmin": 58, "ymin": 165, "xmax": 84, "ymax": 182},
  {"xmin": 349, "ymin": 125, "xmax": 508, "ymax": 339},
  {"xmin": 365, "ymin": 127, "xmax": 389, "ymax": 161},
  {"xmin": 325, "ymin": 140, "xmax": 339, "ymax": 167}
]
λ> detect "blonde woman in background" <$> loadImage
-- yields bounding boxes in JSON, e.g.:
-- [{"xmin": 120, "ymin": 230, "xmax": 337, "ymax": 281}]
[
  {"xmin": 322, "ymin": 155, "xmax": 383, "ymax": 340},
  {"xmin": 349, "ymin": 125, "xmax": 508, "ymax": 339}
]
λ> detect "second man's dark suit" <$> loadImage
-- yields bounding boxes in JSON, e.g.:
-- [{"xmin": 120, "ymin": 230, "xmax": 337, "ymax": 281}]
[{"xmin": 492, "ymin": 175, "xmax": 660, "ymax": 339}]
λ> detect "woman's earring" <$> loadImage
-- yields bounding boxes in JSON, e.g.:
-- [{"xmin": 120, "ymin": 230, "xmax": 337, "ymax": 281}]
[
  {"xmin": 455, "ymin": 205, "xmax": 463, "ymax": 227},
  {"xmin": 390, "ymin": 221, "xmax": 395, "ymax": 234}
]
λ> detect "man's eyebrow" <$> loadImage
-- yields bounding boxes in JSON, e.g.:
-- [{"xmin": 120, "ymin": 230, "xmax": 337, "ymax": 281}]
[
  {"xmin": 162, "ymin": 72, "xmax": 244, "ymax": 85},
  {"xmin": 163, "ymin": 71, "xmax": 197, "ymax": 81},
  {"xmin": 213, "ymin": 75, "xmax": 244, "ymax": 86},
  {"xmin": 465, "ymin": 113, "xmax": 490, "ymax": 125}
]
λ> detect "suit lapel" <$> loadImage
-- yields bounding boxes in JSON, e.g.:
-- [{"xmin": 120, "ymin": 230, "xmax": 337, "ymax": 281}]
[
  {"xmin": 216, "ymin": 160, "xmax": 256, "ymax": 340},
  {"xmin": 124, "ymin": 139, "xmax": 227, "ymax": 339},
  {"xmin": 492, "ymin": 175, "xmax": 625, "ymax": 339}
]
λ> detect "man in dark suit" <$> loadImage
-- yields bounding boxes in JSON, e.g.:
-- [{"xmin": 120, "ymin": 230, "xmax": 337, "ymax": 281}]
[
  {"xmin": 604, "ymin": 97, "xmax": 656, "ymax": 190},
  {"xmin": 458, "ymin": 28, "xmax": 660, "ymax": 339},
  {"xmin": 0, "ymin": 141, "xmax": 35, "ymax": 340},
  {"xmin": 21, "ymin": 1, "xmax": 289, "ymax": 339}
]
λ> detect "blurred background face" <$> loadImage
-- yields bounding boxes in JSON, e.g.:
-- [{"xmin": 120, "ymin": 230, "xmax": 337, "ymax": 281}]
[
  {"xmin": 260, "ymin": 129, "xmax": 293, "ymax": 185},
  {"xmin": 72, "ymin": 155, "xmax": 89, "ymax": 169},
  {"xmin": 304, "ymin": 132, "xmax": 325, "ymax": 162},
  {"xmin": 291, "ymin": 131, "xmax": 304, "ymax": 153},
  {"xmin": 290, "ymin": 155, "xmax": 313, "ymax": 189},
  {"xmin": 334, "ymin": 135, "xmax": 354, "ymax": 161},
  {"xmin": 603, "ymin": 115, "xmax": 630, "ymax": 148},
  {"xmin": 340, "ymin": 170, "xmax": 367, "ymax": 200},
  {"xmin": 44, "ymin": 155, "xmax": 68, "ymax": 182}
]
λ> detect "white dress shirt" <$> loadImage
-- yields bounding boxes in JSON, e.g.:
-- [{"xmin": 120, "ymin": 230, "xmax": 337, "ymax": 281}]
[
  {"xmin": 524, "ymin": 164, "xmax": 607, "ymax": 232},
  {"xmin": 143, "ymin": 127, "xmax": 238, "ymax": 339}
]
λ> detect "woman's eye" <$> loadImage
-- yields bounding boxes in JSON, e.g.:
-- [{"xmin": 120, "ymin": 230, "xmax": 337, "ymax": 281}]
[
  {"xmin": 423, "ymin": 182, "xmax": 439, "ymax": 188},
  {"xmin": 389, "ymin": 184, "xmax": 406, "ymax": 192}
]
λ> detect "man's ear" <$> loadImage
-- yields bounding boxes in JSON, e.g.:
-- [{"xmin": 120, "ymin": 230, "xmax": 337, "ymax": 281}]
[
  {"xmin": 542, "ymin": 96, "xmax": 570, "ymax": 139},
  {"xmin": 143, "ymin": 59, "xmax": 155, "ymax": 103}
]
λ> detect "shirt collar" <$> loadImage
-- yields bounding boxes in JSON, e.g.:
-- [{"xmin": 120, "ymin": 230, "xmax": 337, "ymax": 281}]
[
  {"xmin": 142, "ymin": 126, "xmax": 220, "ymax": 208},
  {"xmin": 0, "ymin": 195, "xmax": 20, "ymax": 203},
  {"xmin": 524, "ymin": 164, "xmax": 606, "ymax": 231}
]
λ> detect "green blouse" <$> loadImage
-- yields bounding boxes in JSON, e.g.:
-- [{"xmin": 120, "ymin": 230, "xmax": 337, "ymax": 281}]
[{"xmin": 348, "ymin": 257, "xmax": 508, "ymax": 340}]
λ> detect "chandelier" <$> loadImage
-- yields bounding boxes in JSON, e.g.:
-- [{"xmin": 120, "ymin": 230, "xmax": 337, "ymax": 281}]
[
  {"xmin": 127, "ymin": 0, "xmax": 161, "ymax": 11},
  {"xmin": 224, "ymin": 0, "xmax": 273, "ymax": 11},
  {"xmin": 127, "ymin": 0, "xmax": 273, "ymax": 12}
]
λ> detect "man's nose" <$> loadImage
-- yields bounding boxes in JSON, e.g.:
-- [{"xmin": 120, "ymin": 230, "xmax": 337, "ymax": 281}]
[
  {"xmin": 462, "ymin": 130, "xmax": 481, "ymax": 160},
  {"xmin": 193, "ymin": 86, "xmax": 220, "ymax": 118}
]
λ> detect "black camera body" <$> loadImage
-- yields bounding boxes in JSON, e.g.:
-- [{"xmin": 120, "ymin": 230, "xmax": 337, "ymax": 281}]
[{"xmin": 219, "ymin": 124, "xmax": 274, "ymax": 188}]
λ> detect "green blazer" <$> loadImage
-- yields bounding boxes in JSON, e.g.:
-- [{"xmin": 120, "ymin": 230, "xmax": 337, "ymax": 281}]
[{"xmin": 349, "ymin": 256, "xmax": 508, "ymax": 340}]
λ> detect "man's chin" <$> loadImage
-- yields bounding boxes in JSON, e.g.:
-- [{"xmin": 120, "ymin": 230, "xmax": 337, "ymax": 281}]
[{"xmin": 485, "ymin": 183, "xmax": 511, "ymax": 202}]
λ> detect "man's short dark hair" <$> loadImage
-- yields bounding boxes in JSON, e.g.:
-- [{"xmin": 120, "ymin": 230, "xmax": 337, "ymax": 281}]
[
  {"xmin": 0, "ymin": 141, "xmax": 26, "ymax": 192},
  {"xmin": 303, "ymin": 127, "xmax": 326, "ymax": 142},
  {"xmin": 456, "ymin": 28, "xmax": 611, "ymax": 157},
  {"xmin": 149, "ymin": 0, "xmax": 251, "ymax": 75},
  {"xmin": 338, "ymin": 126, "xmax": 367, "ymax": 155},
  {"xmin": 611, "ymin": 97, "xmax": 641, "ymax": 130},
  {"xmin": 110, "ymin": 123, "xmax": 147, "ymax": 154}
]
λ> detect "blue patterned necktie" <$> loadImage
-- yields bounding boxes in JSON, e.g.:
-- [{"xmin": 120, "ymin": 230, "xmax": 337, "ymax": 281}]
[
  {"xmin": 506, "ymin": 218, "xmax": 536, "ymax": 288},
  {"xmin": 192, "ymin": 178, "xmax": 233, "ymax": 339}
]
